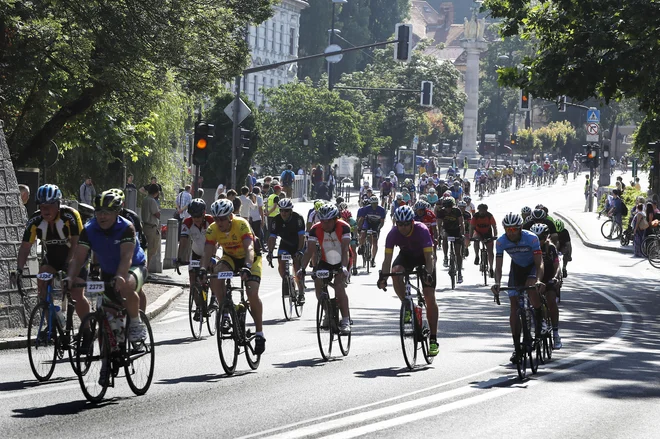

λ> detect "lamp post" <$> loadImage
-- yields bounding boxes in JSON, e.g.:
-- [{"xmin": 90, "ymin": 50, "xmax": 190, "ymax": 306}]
[
  {"xmin": 495, "ymin": 54, "xmax": 510, "ymax": 168},
  {"xmin": 328, "ymin": 0, "xmax": 347, "ymax": 91}
]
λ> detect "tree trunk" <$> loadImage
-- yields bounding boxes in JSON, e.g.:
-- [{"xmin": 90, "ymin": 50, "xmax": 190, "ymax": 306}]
[{"xmin": 15, "ymin": 81, "xmax": 108, "ymax": 166}]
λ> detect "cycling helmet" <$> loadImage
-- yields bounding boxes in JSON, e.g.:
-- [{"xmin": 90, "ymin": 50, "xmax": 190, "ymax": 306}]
[
  {"xmin": 94, "ymin": 190, "xmax": 123, "ymax": 211},
  {"xmin": 314, "ymin": 200, "xmax": 324, "ymax": 211},
  {"xmin": 340, "ymin": 209, "xmax": 352, "ymax": 220},
  {"xmin": 554, "ymin": 219, "xmax": 565, "ymax": 233},
  {"xmin": 210, "ymin": 199, "xmax": 234, "ymax": 217},
  {"xmin": 318, "ymin": 204, "xmax": 339, "ymax": 221},
  {"xmin": 338, "ymin": 202, "xmax": 348, "ymax": 211},
  {"xmin": 278, "ymin": 198, "xmax": 294, "ymax": 209},
  {"xmin": 535, "ymin": 204, "xmax": 545, "ymax": 210},
  {"xmin": 335, "ymin": 196, "xmax": 344, "ymax": 204},
  {"xmin": 414, "ymin": 200, "xmax": 429, "ymax": 211},
  {"xmin": 477, "ymin": 203, "xmax": 488, "ymax": 210},
  {"xmin": 464, "ymin": 196, "xmax": 471, "ymax": 204},
  {"xmin": 443, "ymin": 190, "xmax": 452, "ymax": 197},
  {"xmin": 521, "ymin": 206, "xmax": 532, "ymax": 216},
  {"xmin": 457, "ymin": 200, "xmax": 467, "ymax": 208},
  {"xmin": 394, "ymin": 205, "xmax": 415, "ymax": 222},
  {"xmin": 502, "ymin": 213, "xmax": 523, "ymax": 228},
  {"xmin": 419, "ymin": 194, "xmax": 428, "ymax": 201},
  {"xmin": 369, "ymin": 196, "xmax": 379, "ymax": 204},
  {"xmin": 36, "ymin": 184, "xmax": 62, "ymax": 205},
  {"xmin": 389, "ymin": 171, "xmax": 395, "ymax": 176},
  {"xmin": 429, "ymin": 188, "xmax": 436, "ymax": 194},
  {"xmin": 363, "ymin": 180, "xmax": 369, "ymax": 187},
  {"xmin": 108, "ymin": 188, "xmax": 125, "ymax": 205},
  {"xmin": 453, "ymin": 180, "xmax": 460, "ymax": 186},
  {"xmin": 395, "ymin": 193, "xmax": 403, "ymax": 200},
  {"xmin": 530, "ymin": 222, "xmax": 549, "ymax": 239},
  {"xmin": 531, "ymin": 208, "xmax": 547, "ymax": 220},
  {"xmin": 401, "ymin": 187, "xmax": 409, "ymax": 192},
  {"xmin": 385, "ymin": 176, "xmax": 391, "ymax": 181},
  {"xmin": 188, "ymin": 198, "xmax": 206, "ymax": 217},
  {"xmin": 404, "ymin": 178, "xmax": 411, "ymax": 185},
  {"xmin": 442, "ymin": 197, "xmax": 455, "ymax": 208},
  {"xmin": 366, "ymin": 187, "xmax": 373, "ymax": 192}
]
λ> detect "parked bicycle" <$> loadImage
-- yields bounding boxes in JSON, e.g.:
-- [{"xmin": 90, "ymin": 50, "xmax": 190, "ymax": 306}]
[
  {"xmin": 215, "ymin": 271, "xmax": 260, "ymax": 375},
  {"xmin": 379, "ymin": 269, "xmax": 433, "ymax": 369},
  {"xmin": 74, "ymin": 278, "xmax": 155, "ymax": 403},
  {"xmin": 494, "ymin": 285, "xmax": 539, "ymax": 380},
  {"xmin": 311, "ymin": 269, "xmax": 351, "ymax": 361}
]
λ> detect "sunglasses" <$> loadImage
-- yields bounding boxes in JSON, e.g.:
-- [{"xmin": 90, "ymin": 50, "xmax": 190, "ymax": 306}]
[
  {"xmin": 396, "ymin": 221, "xmax": 412, "ymax": 227},
  {"xmin": 280, "ymin": 209, "xmax": 292, "ymax": 213},
  {"xmin": 191, "ymin": 214, "xmax": 204, "ymax": 219},
  {"xmin": 505, "ymin": 227, "xmax": 521, "ymax": 232},
  {"xmin": 215, "ymin": 216, "xmax": 230, "ymax": 222},
  {"xmin": 95, "ymin": 208, "xmax": 116, "ymax": 215}
]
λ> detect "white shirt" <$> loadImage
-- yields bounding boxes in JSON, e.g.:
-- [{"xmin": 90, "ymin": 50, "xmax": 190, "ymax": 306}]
[
  {"xmin": 239, "ymin": 194, "xmax": 256, "ymax": 219},
  {"xmin": 215, "ymin": 184, "xmax": 225, "ymax": 199},
  {"xmin": 176, "ymin": 191, "xmax": 192, "ymax": 219},
  {"xmin": 249, "ymin": 195, "xmax": 264, "ymax": 222},
  {"xmin": 395, "ymin": 162, "xmax": 404, "ymax": 174},
  {"xmin": 297, "ymin": 168, "xmax": 304, "ymax": 175}
]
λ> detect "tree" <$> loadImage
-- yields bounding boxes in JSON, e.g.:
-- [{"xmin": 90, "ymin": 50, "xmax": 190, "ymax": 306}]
[
  {"xmin": 256, "ymin": 79, "xmax": 363, "ymax": 174},
  {"xmin": 0, "ymin": 0, "xmax": 275, "ymax": 166}
]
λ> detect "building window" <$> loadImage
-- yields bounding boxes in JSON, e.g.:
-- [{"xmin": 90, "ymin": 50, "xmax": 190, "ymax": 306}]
[
  {"xmin": 253, "ymin": 76, "xmax": 258, "ymax": 101},
  {"xmin": 289, "ymin": 27, "xmax": 296, "ymax": 56},
  {"xmin": 271, "ymin": 23, "xmax": 276, "ymax": 50},
  {"xmin": 278, "ymin": 80, "xmax": 282, "ymax": 86},
  {"xmin": 280, "ymin": 25, "xmax": 284, "ymax": 54},
  {"xmin": 254, "ymin": 26, "xmax": 259, "ymax": 49},
  {"xmin": 270, "ymin": 78, "xmax": 274, "ymax": 88}
]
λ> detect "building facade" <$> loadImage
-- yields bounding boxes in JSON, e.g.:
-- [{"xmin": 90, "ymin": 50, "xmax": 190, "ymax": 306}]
[{"xmin": 243, "ymin": 0, "xmax": 309, "ymax": 108}]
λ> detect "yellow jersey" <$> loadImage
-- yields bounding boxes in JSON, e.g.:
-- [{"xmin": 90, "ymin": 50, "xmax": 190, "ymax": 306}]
[{"xmin": 205, "ymin": 216, "xmax": 253, "ymax": 259}]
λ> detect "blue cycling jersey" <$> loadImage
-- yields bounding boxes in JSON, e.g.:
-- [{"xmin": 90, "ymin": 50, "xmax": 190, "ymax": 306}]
[
  {"xmin": 357, "ymin": 205, "xmax": 386, "ymax": 229},
  {"xmin": 495, "ymin": 229, "xmax": 541, "ymax": 267},
  {"xmin": 79, "ymin": 216, "xmax": 146, "ymax": 275}
]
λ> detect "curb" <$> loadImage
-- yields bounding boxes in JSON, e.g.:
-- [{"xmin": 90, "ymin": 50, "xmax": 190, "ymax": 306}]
[
  {"xmin": 0, "ymin": 286, "xmax": 184, "ymax": 351},
  {"xmin": 554, "ymin": 211, "xmax": 633, "ymax": 254}
]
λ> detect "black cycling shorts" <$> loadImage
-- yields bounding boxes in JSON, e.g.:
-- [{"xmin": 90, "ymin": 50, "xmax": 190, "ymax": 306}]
[{"xmin": 392, "ymin": 252, "xmax": 436, "ymax": 288}]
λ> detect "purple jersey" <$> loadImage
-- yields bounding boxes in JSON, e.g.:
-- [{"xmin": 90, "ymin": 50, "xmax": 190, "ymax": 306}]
[{"xmin": 385, "ymin": 221, "xmax": 434, "ymax": 258}]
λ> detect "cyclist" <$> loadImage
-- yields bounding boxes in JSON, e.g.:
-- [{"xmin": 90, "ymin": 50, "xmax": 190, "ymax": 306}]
[
  {"xmin": 380, "ymin": 177, "xmax": 394, "ymax": 207},
  {"xmin": 339, "ymin": 206, "xmax": 359, "ymax": 276},
  {"xmin": 299, "ymin": 204, "xmax": 352, "ymax": 334},
  {"xmin": 402, "ymin": 178, "xmax": 416, "ymax": 203},
  {"xmin": 201, "ymin": 199, "xmax": 266, "ymax": 355},
  {"xmin": 267, "ymin": 198, "xmax": 306, "ymax": 304},
  {"xmin": 530, "ymin": 223, "xmax": 562, "ymax": 349},
  {"xmin": 463, "ymin": 195, "xmax": 475, "ymax": 215},
  {"xmin": 414, "ymin": 200, "xmax": 438, "ymax": 255},
  {"xmin": 360, "ymin": 187, "xmax": 374, "ymax": 207},
  {"xmin": 426, "ymin": 187, "xmax": 439, "ymax": 205},
  {"xmin": 359, "ymin": 181, "xmax": 370, "ymax": 199},
  {"xmin": 521, "ymin": 206, "xmax": 532, "ymax": 223},
  {"xmin": 555, "ymin": 219, "xmax": 572, "ymax": 278},
  {"xmin": 523, "ymin": 208, "xmax": 558, "ymax": 245},
  {"xmin": 471, "ymin": 203, "xmax": 497, "ymax": 277},
  {"xmin": 389, "ymin": 171, "xmax": 398, "ymax": 190},
  {"xmin": 176, "ymin": 198, "xmax": 216, "ymax": 319},
  {"xmin": 400, "ymin": 187, "xmax": 411, "ymax": 205},
  {"xmin": 457, "ymin": 200, "xmax": 472, "ymax": 257},
  {"xmin": 306, "ymin": 200, "xmax": 324, "ymax": 232},
  {"xmin": 66, "ymin": 190, "xmax": 147, "ymax": 343},
  {"xmin": 357, "ymin": 196, "xmax": 386, "ymax": 268},
  {"xmin": 377, "ymin": 205, "xmax": 439, "ymax": 356},
  {"xmin": 391, "ymin": 193, "xmax": 406, "ymax": 218},
  {"xmin": 17, "ymin": 184, "xmax": 89, "ymax": 320},
  {"xmin": 436, "ymin": 197, "xmax": 465, "ymax": 283},
  {"xmin": 450, "ymin": 180, "xmax": 463, "ymax": 201},
  {"xmin": 491, "ymin": 213, "xmax": 545, "ymax": 364}
]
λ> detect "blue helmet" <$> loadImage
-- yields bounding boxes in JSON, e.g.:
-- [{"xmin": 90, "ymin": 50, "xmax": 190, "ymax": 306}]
[{"xmin": 36, "ymin": 184, "xmax": 62, "ymax": 204}]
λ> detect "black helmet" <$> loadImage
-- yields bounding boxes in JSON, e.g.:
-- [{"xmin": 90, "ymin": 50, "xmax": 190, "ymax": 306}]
[
  {"xmin": 531, "ymin": 208, "xmax": 547, "ymax": 220},
  {"xmin": 188, "ymin": 198, "xmax": 206, "ymax": 217}
]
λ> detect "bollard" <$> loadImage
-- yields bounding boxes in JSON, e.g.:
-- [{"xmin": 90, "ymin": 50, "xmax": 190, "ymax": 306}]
[{"xmin": 162, "ymin": 218, "xmax": 179, "ymax": 270}]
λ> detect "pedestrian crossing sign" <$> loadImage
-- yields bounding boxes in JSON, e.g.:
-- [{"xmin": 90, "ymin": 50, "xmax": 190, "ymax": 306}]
[{"xmin": 587, "ymin": 108, "xmax": 600, "ymax": 123}]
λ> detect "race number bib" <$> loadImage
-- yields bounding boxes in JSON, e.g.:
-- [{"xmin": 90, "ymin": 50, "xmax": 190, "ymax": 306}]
[
  {"xmin": 315, "ymin": 270, "xmax": 330, "ymax": 279},
  {"xmin": 217, "ymin": 271, "xmax": 234, "ymax": 279}
]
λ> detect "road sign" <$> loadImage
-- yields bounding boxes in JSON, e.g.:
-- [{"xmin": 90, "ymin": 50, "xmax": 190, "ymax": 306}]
[
  {"xmin": 325, "ymin": 44, "xmax": 343, "ymax": 63},
  {"xmin": 586, "ymin": 123, "xmax": 599, "ymax": 135},
  {"xmin": 484, "ymin": 134, "xmax": 497, "ymax": 143},
  {"xmin": 587, "ymin": 108, "xmax": 600, "ymax": 123},
  {"xmin": 586, "ymin": 134, "xmax": 599, "ymax": 142},
  {"xmin": 224, "ymin": 98, "xmax": 251, "ymax": 124}
]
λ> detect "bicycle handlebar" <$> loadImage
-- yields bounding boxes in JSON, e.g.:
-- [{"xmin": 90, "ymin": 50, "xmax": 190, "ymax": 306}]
[
  {"xmin": 377, "ymin": 268, "xmax": 428, "ymax": 292},
  {"xmin": 492, "ymin": 284, "xmax": 543, "ymax": 305}
]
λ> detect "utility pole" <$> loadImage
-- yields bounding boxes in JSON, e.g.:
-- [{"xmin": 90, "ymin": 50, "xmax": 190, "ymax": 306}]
[{"xmin": 231, "ymin": 77, "xmax": 241, "ymax": 190}]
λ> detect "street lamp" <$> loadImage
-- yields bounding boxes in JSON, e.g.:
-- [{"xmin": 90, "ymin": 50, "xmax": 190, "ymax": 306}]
[
  {"xmin": 328, "ymin": 0, "xmax": 347, "ymax": 91},
  {"xmin": 495, "ymin": 54, "xmax": 510, "ymax": 167}
]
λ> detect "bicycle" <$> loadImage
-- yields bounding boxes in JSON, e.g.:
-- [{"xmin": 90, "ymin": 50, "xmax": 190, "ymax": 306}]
[
  {"xmin": 10, "ymin": 270, "xmax": 83, "ymax": 381},
  {"xmin": 361, "ymin": 229, "xmax": 376, "ymax": 273},
  {"xmin": 379, "ymin": 269, "xmax": 433, "ymax": 369},
  {"xmin": 215, "ymin": 271, "xmax": 260, "ymax": 375},
  {"xmin": 537, "ymin": 281, "xmax": 555, "ymax": 364},
  {"xmin": 471, "ymin": 237, "xmax": 494, "ymax": 286},
  {"xmin": 270, "ymin": 253, "xmax": 303, "ymax": 320},
  {"xmin": 600, "ymin": 217, "xmax": 622, "ymax": 240},
  {"xmin": 175, "ymin": 259, "xmax": 216, "ymax": 340},
  {"xmin": 74, "ymin": 277, "xmax": 155, "ymax": 403},
  {"xmin": 311, "ymin": 269, "xmax": 351, "ymax": 361},
  {"xmin": 494, "ymin": 285, "xmax": 539, "ymax": 380},
  {"xmin": 620, "ymin": 226, "xmax": 633, "ymax": 247},
  {"xmin": 447, "ymin": 236, "xmax": 458, "ymax": 289}
]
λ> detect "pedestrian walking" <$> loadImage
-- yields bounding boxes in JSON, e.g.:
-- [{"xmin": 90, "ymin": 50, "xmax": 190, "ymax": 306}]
[
  {"xmin": 141, "ymin": 184, "xmax": 161, "ymax": 271},
  {"xmin": 327, "ymin": 168, "xmax": 336, "ymax": 199},
  {"xmin": 79, "ymin": 177, "xmax": 96, "ymax": 205},
  {"xmin": 280, "ymin": 164, "xmax": 296, "ymax": 198},
  {"xmin": 239, "ymin": 186, "xmax": 256, "ymax": 219}
]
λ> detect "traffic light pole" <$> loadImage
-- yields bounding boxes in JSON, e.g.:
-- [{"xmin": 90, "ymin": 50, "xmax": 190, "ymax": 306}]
[
  {"xmin": 588, "ymin": 163, "xmax": 595, "ymax": 212},
  {"xmin": 231, "ymin": 77, "xmax": 241, "ymax": 190}
]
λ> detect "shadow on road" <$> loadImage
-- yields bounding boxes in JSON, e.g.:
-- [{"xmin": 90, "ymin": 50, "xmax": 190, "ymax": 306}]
[
  {"xmin": 153, "ymin": 336, "xmax": 203, "ymax": 348},
  {"xmin": 272, "ymin": 358, "xmax": 330, "ymax": 368},
  {"xmin": 0, "ymin": 376, "xmax": 76, "ymax": 392},
  {"xmin": 12, "ymin": 398, "xmax": 121, "ymax": 418},
  {"xmin": 157, "ymin": 370, "xmax": 253, "ymax": 385},
  {"xmin": 353, "ymin": 366, "xmax": 431, "ymax": 379}
]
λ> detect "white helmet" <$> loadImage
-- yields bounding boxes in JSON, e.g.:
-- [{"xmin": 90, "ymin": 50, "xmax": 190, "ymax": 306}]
[
  {"xmin": 318, "ymin": 204, "xmax": 339, "ymax": 220},
  {"xmin": 278, "ymin": 198, "xmax": 294, "ymax": 209},
  {"xmin": 210, "ymin": 199, "xmax": 234, "ymax": 217},
  {"xmin": 502, "ymin": 212, "xmax": 523, "ymax": 227}
]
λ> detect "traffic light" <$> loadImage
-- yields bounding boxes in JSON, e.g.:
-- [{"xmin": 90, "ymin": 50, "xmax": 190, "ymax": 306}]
[
  {"xmin": 193, "ymin": 121, "xmax": 214, "ymax": 165},
  {"xmin": 586, "ymin": 144, "xmax": 599, "ymax": 167},
  {"xmin": 519, "ymin": 90, "xmax": 530, "ymax": 111},
  {"xmin": 558, "ymin": 95, "xmax": 567, "ymax": 112},
  {"xmin": 420, "ymin": 81, "xmax": 433, "ymax": 107},
  {"xmin": 510, "ymin": 134, "xmax": 517, "ymax": 146},
  {"xmin": 394, "ymin": 23, "xmax": 412, "ymax": 62},
  {"xmin": 238, "ymin": 128, "xmax": 251, "ymax": 159}
]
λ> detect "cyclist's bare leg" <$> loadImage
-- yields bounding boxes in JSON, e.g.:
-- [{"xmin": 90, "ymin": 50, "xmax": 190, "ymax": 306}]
[
  {"xmin": 423, "ymin": 286, "xmax": 438, "ymax": 335},
  {"xmin": 545, "ymin": 288, "xmax": 559, "ymax": 327},
  {"xmin": 487, "ymin": 241, "xmax": 495, "ymax": 270},
  {"xmin": 68, "ymin": 276, "xmax": 91, "ymax": 320},
  {"xmin": 391, "ymin": 265, "xmax": 406, "ymax": 301},
  {"xmin": 334, "ymin": 272, "xmax": 350, "ymax": 319},
  {"xmin": 371, "ymin": 233, "xmax": 378, "ymax": 260},
  {"xmin": 139, "ymin": 289, "xmax": 146, "ymax": 312},
  {"xmin": 245, "ymin": 280, "xmax": 263, "ymax": 332},
  {"xmin": 115, "ymin": 275, "xmax": 139, "ymax": 320},
  {"xmin": 210, "ymin": 262, "xmax": 230, "ymax": 304}
]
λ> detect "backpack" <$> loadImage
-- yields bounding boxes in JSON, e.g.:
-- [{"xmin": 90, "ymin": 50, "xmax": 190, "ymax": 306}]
[{"xmin": 282, "ymin": 170, "xmax": 294, "ymax": 186}]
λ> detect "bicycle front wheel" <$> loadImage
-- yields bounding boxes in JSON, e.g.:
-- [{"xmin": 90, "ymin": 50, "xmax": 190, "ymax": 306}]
[
  {"xmin": 76, "ymin": 313, "xmax": 109, "ymax": 403},
  {"xmin": 217, "ymin": 303, "xmax": 239, "ymax": 375},
  {"xmin": 515, "ymin": 312, "xmax": 527, "ymax": 381},
  {"xmin": 125, "ymin": 312, "xmax": 155, "ymax": 396},
  {"xmin": 244, "ymin": 304, "xmax": 261, "ymax": 370},
  {"xmin": 601, "ymin": 219, "xmax": 620, "ymax": 240},
  {"xmin": 316, "ymin": 297, "xmax": 333, "ymax": 360},
  {"xmin": 27, "ymin": 303, "xmax": 57, "ymax": 382},
  {"xmin": 481, "ymin": 251, "xmax": 488, "ymax": 286},
  {"xmin": 365, "ymin": 242, "xmax": 371, "ymax": 274},
  {"xmin": 281, "ymin": 277, "xmax": 293, "ymax": 321},
  {"xmin": 400, "ymin": 301, "xmax": 417, "ymax": 369},
  {"xmin": 189, "ymin": 287, "xmax": 203, "ymax": 340},
  {"xmin": 293, "ymin": 278, "xmax": 303, "ymax": 318},
  {"xmin": 449, "ymin": 256, "xmax": 456, "ymax": 290},
  {"xmin": 205, "ymin": 288, "xmax": 217, "ymax": 336}
]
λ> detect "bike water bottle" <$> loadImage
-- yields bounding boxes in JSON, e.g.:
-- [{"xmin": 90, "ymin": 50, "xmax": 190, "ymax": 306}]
[
  {"xmin": 54, "ymin": 306, "xmax": 66, "ymax": 328},
  {"xmin": 415, "ymin": 305, "xmax": 422, "ymax": 327},
  {"xmin": 107, "ymin": 313, "xmax": 120, "ymax": 351},
  {"xmin": 421, "ymin": 307, "xmax": 430, "ymax": 335},
  {"xmin": 116, "ymin": 315, "xmax": 126, "ymax": 344}
]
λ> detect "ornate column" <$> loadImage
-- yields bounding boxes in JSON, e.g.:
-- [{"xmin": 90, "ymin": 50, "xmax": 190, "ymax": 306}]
[{"xmin": 460, "ymin": 14, "xmax": 488, "ymax": 159}]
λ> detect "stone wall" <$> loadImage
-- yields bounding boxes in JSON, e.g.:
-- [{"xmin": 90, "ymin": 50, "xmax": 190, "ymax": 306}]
[{"xmin": 0, "ymin": 124, "xmax": 37, "ymax": 328}]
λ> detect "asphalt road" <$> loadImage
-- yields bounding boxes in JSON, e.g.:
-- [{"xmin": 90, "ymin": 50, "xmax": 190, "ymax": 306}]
[{"xmin": 1, "ymin": 175, "xmax": 659, "ymax": 438}]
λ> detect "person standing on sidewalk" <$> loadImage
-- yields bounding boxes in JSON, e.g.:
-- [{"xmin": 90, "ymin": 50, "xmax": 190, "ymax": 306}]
[
  {"xmin": 79, "ymin": 177, "xmax": 96, "ymax": 205},
  {"xmin": 463, "ymin": 156, "xmax": 469, "ymax": 178},
  {"xmin": 249, "ymin": 186, "xmax": 266, "ymax": 251},
  {"xmin": 264, "ymin": 185, "xmax": 282, "ymax": 242},
  {"xmin": 141, "ymin": 184, "xmax": 161, "ymax": 271},
  {"xmin": 608, "ymin": 189, "xmax": 625, "ymax": 232}
]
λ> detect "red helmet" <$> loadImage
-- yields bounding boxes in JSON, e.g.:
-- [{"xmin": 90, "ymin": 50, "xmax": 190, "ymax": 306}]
[{"xmin": 341, "ymin": 209, "xmax": 352, "ymax": 220}]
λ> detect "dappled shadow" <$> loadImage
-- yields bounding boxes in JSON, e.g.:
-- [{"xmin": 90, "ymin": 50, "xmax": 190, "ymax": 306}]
[
  {"xmin": 0, "ymin": 376, "xmax": 76, "ymax": 392},
  {"xmin": 12, "ymin": 398, "xmax": 121, "ymax": 417}
]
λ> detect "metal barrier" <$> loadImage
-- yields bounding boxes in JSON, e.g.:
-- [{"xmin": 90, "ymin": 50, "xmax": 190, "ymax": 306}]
[
  {"xmin": 161, "ymin": 218, "xmax": 178, "ymax": 270},
  {"xmin": 292, "ymin": 175, "xmax": 309, "ymax": 201}
]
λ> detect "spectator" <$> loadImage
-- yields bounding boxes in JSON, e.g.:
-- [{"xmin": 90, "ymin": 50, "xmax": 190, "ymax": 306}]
[
  {"xmin": 264, "ymin": 184, "xmax": 282, "ymax": 241},
  {"xmin": 395, "ymin": 161, "xmax": 404, "ymax": 178},
  {"xmin": 249, "ymin": 186, "xmax": 266, "ymax": 250},
  {"xmin": 632, "ymin": 202, "xmax": 648, "ymax": 257},
  {"xmin": 197, "ymin": 187, "xmax": 204, "ymax": 198},
  {"xmin": 79, "ymin": 177, "xmax": 96, "ymax": 205},
  {"xmin": 634, "ymin": 177, "xmax": 642, "ymax": 191},
  {"xmin": 584, "ymin": 175, "xmax": 594, "ymax": 212},
  {"xmin": 316, "ymin": 181, "xmax": 330, "ymax": 201},
  {"xmin": 125, "ymin": 173, "xmax": 137, "ymax": 192},
  {"xmin": 280, "ymin": 164, "xmax": 296, "ymax": 198},
  {"xmin": 245, "ymin": 170, "xmax": 254, "ymax": 192},
  {"xmin": 18, "ymin": 184, "xmax": 30, "ymax": 206},
  {"xmin": 311, "ymin": 164, "xmax": 323, "ymax": 196},
  {"xmin": 608, "ymin": 189, "xmax": 624, "ymax": 232},
  {"xmin": 140, "ymin": 176, "xmax": 163, "ymax": 206},
  {"xmin": 175, "ymin": 184, "xmax": 193, "ymax": 220},
  {"xmin": 140, "ymin": 184, "xmax": 161, "ymax": 270},
  {"xmin": 239, "ymin": 186, "xmax": 256, "ymax": 219},
  {"xmin": 226, "ymin": 189, "xmax": 241, "ymax": 213},
  {"xmin": 297, "ymin": 167, "xmax": 305, "ymax": 175},
  {"xmin": 616, "ymin": 176, "xmax": 626, "ymax": 192},
  {"xmin": 327, "ymin": 168, "xmax": 336, "ymax": 199},
  {"xmin": 374, "ymin": 163, "xmax": 383, "ymax": 187},
  {"xmin": 463, "ymin": 156, "xmax": 469, "ymax": 177},
  {"xmin": 215, "ymin": 183, "xmax": 225, "ymax": 200}
]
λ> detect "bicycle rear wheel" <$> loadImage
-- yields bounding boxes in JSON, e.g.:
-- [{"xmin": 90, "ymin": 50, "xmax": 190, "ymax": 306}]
[
  {"xmin": 293, "ymin": 278, "xmax": 303, "ymax": 317},
  {"xmin": 281, "ymin": 277, "xmax": 293, "ymax": 321},
  {"xmin": 76, "ymin": 313, "xmax": 109, "ymax": 403},
  {"xmin": 420, "ymin": 314, "xmax": 433, "ymax": 365},
  {"xmin": 125, "ymin": 312, "xmax": 155, "ymax": 396},
  {"xmin": 601, "ymin": 219, "xmax": 621, "ymax": 240},
  {"xmin": 449, "ymin": 255, "xmax": 456, "ymax": 290},
  {"xmin": 524, "ymin": 308, "xmax": 538, "ymax": 375},
  {"xmin": 515, "ymin": 312, "xmax": 527, "ymax": 381},
  {"xmin": 481, "ymin": 250, "xmax": 488, "ymax": 286},
  {"xmin": 338, "ymin": 303, "xmax": 351, "ymax": 356},
  {"xmin": 205, "ymin": 288, "xmax": 217, "ymax": 336},
  {"xmin": 400, "ymin": 301, "xmax": 417, "ymax": 369},
  {"xmin": 27, "ymin": 303, "xmax": 57, "ymax": 382},
  {"xmin": 316, "ymin": 297, "xmax": 333, "ymax": 360},
  {"xmin": 217, "ymin": 303, "xmax": 239, "ymax": 375},
  {"xmin": 244, "ymin": 303, "xmax": 261, "ymax": 370},
  {"xmin": 189, "ymin": 287, "xmax": 203, "ymax": 340}
]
